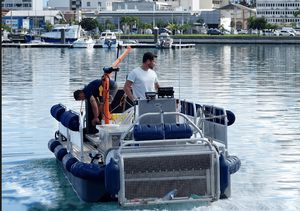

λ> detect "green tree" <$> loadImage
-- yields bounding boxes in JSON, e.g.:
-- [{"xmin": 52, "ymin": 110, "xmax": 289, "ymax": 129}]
[
  {"xmin": 293, "ymin": 10, "xmax": 300, "ymax": 18},
  {"xmin": 247, "ymin": 16, "xmax": 268, "ymax": 30},
  {"xmin": 166, "ymin": 23, "xmax": 179, "ymax": 35},
  {"xmin": 120, "ymin": 16, "xmax": 140, "ymax": 33},
  {"xmin": 80, "ymin": 18, "xmax": 98, "ymax": 31},
  {"xmin": 178, "ymin": 23, "xmax": 192, "ymax": 34},
  {"xmin": 45, "ymin": 21, "xmax": 53, "ymax": 32},
  {"xmin": 105, "ymin": 19, "xmax": 115, "ymax": 30},
  {"xmin": 156, "ymin": 19, "xmax": 167, "ymax": 28}
]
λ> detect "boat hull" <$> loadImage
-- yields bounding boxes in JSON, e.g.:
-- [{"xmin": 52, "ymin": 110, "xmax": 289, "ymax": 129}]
[{"xmin": 41, "ymin": 37, "xmax": 77, "ymax": 44}]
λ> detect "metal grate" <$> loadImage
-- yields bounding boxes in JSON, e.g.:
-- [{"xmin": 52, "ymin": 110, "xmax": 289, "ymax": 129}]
[
  {"xmin": 125, "ymin": 179, "xmax": 208, "ymax": 199},
  {"xmin": 123, "ymin": 154, "xmax": 212, "ymax": 200}
]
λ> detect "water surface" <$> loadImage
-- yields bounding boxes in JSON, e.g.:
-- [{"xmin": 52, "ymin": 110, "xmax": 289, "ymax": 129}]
[{"xmin": 2, "ymin": 45, "xmax": 300, "ymax": 210}]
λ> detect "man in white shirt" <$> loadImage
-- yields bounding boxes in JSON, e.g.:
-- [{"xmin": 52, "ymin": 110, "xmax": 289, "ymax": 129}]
[{"xmin": 124, "ymin": 52, "xmax": 160, "ymax": 101}]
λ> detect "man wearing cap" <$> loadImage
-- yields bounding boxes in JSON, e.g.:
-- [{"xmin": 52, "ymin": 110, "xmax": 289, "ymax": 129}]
[{"xmin": 123, "ymin": 52, "xmax": 160, "ymax": 101}]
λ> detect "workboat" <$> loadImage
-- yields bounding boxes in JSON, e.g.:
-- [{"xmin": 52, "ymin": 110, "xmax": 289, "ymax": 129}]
[
  {"xmin": 48, "ymin": 48, "xmax": 241, "ymax": 207},
  {"xmin": 156, "ymin": 33, "xmax": 173, "ymax": 49},
  {"xmin": 72, "ymin": 36, "xmax": 95, "ymax": 48},
  {"xmin": 41, "ymin": 25, "xmax": 82, "ymax": 44}
]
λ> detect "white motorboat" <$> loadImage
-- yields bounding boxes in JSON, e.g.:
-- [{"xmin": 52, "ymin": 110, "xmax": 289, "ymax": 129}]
[
  {"xmin": 156, "ymin": 33, "xmax": 174, "ymax": 49},
  {"xmin": 97, "ymin": 31, "xmax": 122, "ymax": 48},
  {"xmin": 41, "ymin": 25, "xmax": 82, "ymax": 44},
  {"xmin": 72, "ymin": 36, "xmax": 95, "ymax": 48},
  {"xmin": 48, "ymin": 66, "xmax": 241, "ymax": 207}
]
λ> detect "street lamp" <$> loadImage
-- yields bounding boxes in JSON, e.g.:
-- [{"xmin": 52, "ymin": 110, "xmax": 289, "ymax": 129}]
[{"xmin": 152, "ymin": 3, "xmax": 155, "ymax": 28}]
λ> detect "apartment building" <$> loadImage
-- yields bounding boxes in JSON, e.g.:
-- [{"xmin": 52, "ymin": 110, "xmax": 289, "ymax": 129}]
[
  {"xmin": 256, "ymin": 0, "xmax": 300, "ymax": 26},
  {"xmin": 153, "ymin": 0, "xmax": 213, "ymax": 11},
  {"xmin": 2, "ymin": 0, "xmax": 43, "ymax": 11}
]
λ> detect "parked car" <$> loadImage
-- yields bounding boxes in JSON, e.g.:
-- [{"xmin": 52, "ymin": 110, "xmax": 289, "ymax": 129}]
[
  {"xmin": 112, "ymin": 29, "xmax": 123, "ymax": 35},
  {"xmin": 262, "ymin": 29, "xmax": 274, "ymax": 36},
  {"xmin": 207, "ymin": 28, "xmax": 223, "ymax": 35},
  {"xmin": 277, "ymin": 30, "xmax": 295, "ymax": 36},
  {"xmin": 237, "ymin": 29, "xmax": 248, "ymax": 34},
  {"xmin": 159, "ymin": 28, "xmax": 171, "ymax": 35}
]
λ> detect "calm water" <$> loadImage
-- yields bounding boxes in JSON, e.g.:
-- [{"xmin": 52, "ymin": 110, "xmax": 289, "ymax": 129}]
[{"xmin": 2, "ymin": 45, "xmax": 300, "ymax": 211}]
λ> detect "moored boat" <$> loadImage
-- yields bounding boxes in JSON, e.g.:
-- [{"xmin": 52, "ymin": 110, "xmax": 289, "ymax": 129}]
[
  {"xmin": 41, "ymin": 25, "xmax": 82, "ymax": 44},
  {"xmin": 97, "ymin": 31, "xmax": 122, "ymax": 48},
  {"xmin": 156, "ymin": 33, "xmax": 174, "ymax": 49},
  {"xmin": 72, "ymin": 36, "xmax": 95, "ymax": 48},
  {"xmin": 48, "ymin": 64, "xmax": 241, "ymax": 207}
]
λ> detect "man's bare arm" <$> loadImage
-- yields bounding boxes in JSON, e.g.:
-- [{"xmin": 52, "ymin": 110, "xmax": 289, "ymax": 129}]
[{"xmin": 123, "ymin": 80, "xmax": 135, "ymax": 101}]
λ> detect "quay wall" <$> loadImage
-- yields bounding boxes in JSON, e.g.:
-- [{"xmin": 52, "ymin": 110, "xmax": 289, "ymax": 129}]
[
  {"xmin": 130, "ymin": 36, "xmax": 300, "ymax": 44},
  {"xmin": 2, "ymin": 36, "xmax": 300, "ymax": 48}
]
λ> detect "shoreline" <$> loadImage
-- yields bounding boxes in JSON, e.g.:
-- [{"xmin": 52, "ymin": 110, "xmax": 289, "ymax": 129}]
[{"xmin": 2, "ymin": 36, "xmax": 300, "ymax": 48}]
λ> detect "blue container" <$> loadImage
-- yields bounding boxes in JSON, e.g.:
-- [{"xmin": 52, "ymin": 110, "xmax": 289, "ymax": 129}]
[
  {"xmin": 133, "ymin": 124, "xmax": 164, "ymax": 141},
  {"xmin": 50, "ymin": 104, "xmax": 66, "ymax": 121},
  {"xmin": 164, "ymin": 123, "xmax": 193, "ymax": 139},
  {"xmin": 70, "ymin": 162, "xmax": 105, "ymax": 181},
  {"xmin": 105, "ymin": 158, "xmax": 120, "ymax": 196},
  {"xmin": 60, "ymin": 110, "xmax": 79, "ymax": 131}
]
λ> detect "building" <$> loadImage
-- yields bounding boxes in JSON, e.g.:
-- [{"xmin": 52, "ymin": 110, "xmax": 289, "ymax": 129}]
[
  {"xmin": 3, "ymin": 10, "xmax": 64, "ymax": 31},
  {"xmin": 83, "ymin": 9, "xmax": 220, "ymax": 29},
  {"xmin": 47, "ymin": 0, "xmax": 70, "ymax": 10},
  {"xmin": 2, "ymin": 0, "xmax": 43, "ymax": 11},
  {"xmin": 154, "ymin": 0, "xmax": 213, "ymax": 11},
  {"xmin": 256, "ymin": 0, "xmax": 300, "ymax": 26},
  {"xmin": 219, "ymin": 3, "xmax": 256, "ymax": 31},
  {"xmin": 213, "ymin": 0, "xmax": 230, "ymax": 8}
]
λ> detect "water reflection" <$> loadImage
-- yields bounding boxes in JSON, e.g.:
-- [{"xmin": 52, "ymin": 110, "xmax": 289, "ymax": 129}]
[{"xmin": 2, "ymin": 45, "xmax": 300, "ymax": 210}]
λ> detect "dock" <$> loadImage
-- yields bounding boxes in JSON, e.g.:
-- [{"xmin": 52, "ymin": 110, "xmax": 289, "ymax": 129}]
[{"xmin": 2, "ymin": 42, "xmax": 195, "ymax": 49}]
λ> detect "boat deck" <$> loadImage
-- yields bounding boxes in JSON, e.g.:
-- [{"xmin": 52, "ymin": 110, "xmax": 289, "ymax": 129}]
[{"xmin": 59, "ymin": 136, "xmax": 102, "ymax": 163}]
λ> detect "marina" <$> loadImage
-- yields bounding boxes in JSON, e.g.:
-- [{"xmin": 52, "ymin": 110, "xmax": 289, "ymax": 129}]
[
  {"xmin": 1, "ymin": 42, "xmax": 195, "ymax": 48},
  {"xmin": 2, "ymin": 45, "xmax": 300, "ymax": 210}
]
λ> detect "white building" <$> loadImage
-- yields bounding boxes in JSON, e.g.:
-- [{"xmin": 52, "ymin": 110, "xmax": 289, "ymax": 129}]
[
  {"xmin": 154, "ymin": 0, "xmax": 213, "ymax": 11},
  {"xmin": 47, "ymin": 0, "xmax": 70, "ymax": 10},
  {"xmin": 2, "ymin": 0, "xmax": 43, "ymax": 11},
  {"xmin": 81, "ymin": 0, "xmax": 121, "ymax": 11},
  {"xmin": 256, "ymin": 0, "xmax": 300, "ymax": 26}
]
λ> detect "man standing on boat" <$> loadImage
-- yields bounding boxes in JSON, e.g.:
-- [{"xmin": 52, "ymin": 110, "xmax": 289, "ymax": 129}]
[
  {"xmin": 73, "ymin": 79, "xmax": 118, "ymax": 134},
  {"xmin": 123, "ymin": 52, "xmax": 160, "ymax": 101}
]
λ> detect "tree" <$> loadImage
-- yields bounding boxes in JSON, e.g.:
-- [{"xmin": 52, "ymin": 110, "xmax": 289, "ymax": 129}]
[
  {"xmin": 166, "ymin": 23, "xmax": 179, "ymax": 35},
  {"xmin": 80, "ymin": 18, "xmax": 98, "ymax": 31},
  {"xmin": 45, "ymin": 21, "xmax": 53, "ymax": 32},
  {"xmin": 178, "ymin": 23, "xmax": 192, "ymax": 34},
  {"xmin": 105, "ymin": 19, "xmax": 114, "ymax": 30},
  {"xmin": 294, "ymin": 10, "xmax": 300, "ymax": 18},
  {"xmin": 120, "ymin": 16, "xmax": 140, "ymax": 33},
  {"xmin": 247, "ymin": 16, "xmax": 267, "ymax": 30}
]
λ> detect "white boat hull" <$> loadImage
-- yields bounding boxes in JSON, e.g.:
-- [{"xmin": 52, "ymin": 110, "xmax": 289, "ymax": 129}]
[{"xmin": 72, "ymin": 38, "xmax": 95, "ymax": 48}]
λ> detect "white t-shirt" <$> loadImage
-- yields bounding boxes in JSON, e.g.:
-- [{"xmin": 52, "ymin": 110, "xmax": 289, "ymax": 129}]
[{"xmin": 127, "ymin": 66, "xmax": 158, "ymax": 100}]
